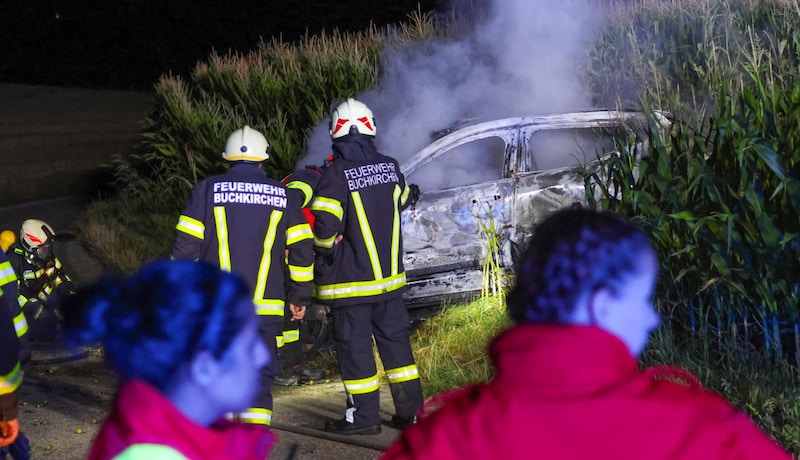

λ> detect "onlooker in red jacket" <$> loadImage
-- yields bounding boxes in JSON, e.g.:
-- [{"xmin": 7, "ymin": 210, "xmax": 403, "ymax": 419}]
[
  {"xmin": 383, "ymin": 207, "xmax": 791, "ymax": 460},
  {"xmin": 61, "ymin": 259, "xmax": 274, "ymax": 460}
]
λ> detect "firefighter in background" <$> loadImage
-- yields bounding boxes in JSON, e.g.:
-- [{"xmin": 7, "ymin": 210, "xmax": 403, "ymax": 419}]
[
  {"xmin": 312, "ymin": 98, "xmax": 423, "ymax": 435},
  {"xmin": 273, "ymin": 161, "xmax": 332, "ymax": 385},
  {"xmin": 5, "ymin": 219, "xmax": 74, "ymax": 344},
  {"xmin": 1, "ymin": 284, "xmax": 22, "ymax": 450},
  {"xmin": 172, "ymin": 126, "xmax": 314, "ymax": 427},
  {"xmin": 0, "ymin": 244, "xmax": 30, "ymax": 460}
]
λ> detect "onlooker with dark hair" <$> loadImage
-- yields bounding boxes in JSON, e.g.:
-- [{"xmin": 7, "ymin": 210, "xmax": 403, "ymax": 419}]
[
  {"xmin": 62, "ymin": 259, "xmax": 274, "ymax": 460},
  {"xmin": 383, "ymin": 207, "xmax": 791, "ymax": 459}
]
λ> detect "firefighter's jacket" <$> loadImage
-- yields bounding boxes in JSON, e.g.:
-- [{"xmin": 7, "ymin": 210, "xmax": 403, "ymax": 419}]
[
  {"xmin": 311, "ymin": 135, "xmax": 413, "ymax": 306},
  {"xmin": 0, "ymin": 251, "xmax": 29, "ymax": 367},
  {"xmin": 5, "ymin": 245, "xmax": 74, "ymax": 313},
  {"xmin": 0, "ymin": 283, "xmax": 21, "ymax": 422},
  {"xmin": 172, "ymin": 162, "xmax": 314, "ymax": 322},
  {"xmin": 283, "ymin": 165, "xmax": 325, "ymax": 228}
]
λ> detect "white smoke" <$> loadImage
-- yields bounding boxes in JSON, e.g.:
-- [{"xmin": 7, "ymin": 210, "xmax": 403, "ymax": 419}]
[{"xmin": 301, "ymin": 0, "xmax": 604, "ymax": 175}]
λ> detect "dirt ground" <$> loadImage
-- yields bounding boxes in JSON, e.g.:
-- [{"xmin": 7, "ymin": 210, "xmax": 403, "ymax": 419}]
[{"xmin": 0, "ymin": 84, "xmax": 400, "ymax": 459}]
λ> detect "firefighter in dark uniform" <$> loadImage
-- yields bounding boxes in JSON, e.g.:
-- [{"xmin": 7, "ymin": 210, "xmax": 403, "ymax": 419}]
[
  {"xmin": 0, "ymin": 246, "xmax": 31, "ymax": 459},
  {"xmin": 0, "ymin": 275, "xmax": 22, "ymax": 451},
  {"xmin": 5, "ymin": 219, "xmax": 73, "ymax": 345},
  {"xmin": 312, "ymin": 98, "xmax": 423, "ymax": 435},
  {"xmin": 274, "ymin": 164, "xmax": 329, "ymax": 385},
  {"xmin": 172, "ymin": 126, "xmax": 314, "ymax": 427}
]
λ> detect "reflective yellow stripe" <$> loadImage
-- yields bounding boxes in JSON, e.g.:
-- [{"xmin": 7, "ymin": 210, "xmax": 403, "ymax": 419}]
[
  {"xmin": 288, "ymin": 264, "xmax": 313, "ymax": 282},
  {"xmin": 351, "ymin": 191, "xmax": 382, "ymax": 280},
  {"xmin": 0, "ymin": 361, "xmax": 22, "ymax": 395},
  {"xmin": 238, "ymin": 408, "xmax": 272, "ymax": 426},
  {"xmin": 342, "ymin": 374, "xmax": 381, "ymax": 395},
  {"xmin": 311, "ymin": 196, "xmax": 344, "ymax": 220},
  {"xmin": 276, "ymin": 335, "xmax": 284, "ymax": 348},
  {"xmin": 385, "ymin": 364, "xmax": 420, "ymax": 384},
  {"xmin": 314, "ymin": 272, "xmax": 406, "ymax": 301},
  {"xmin": 253, "ymin": 210, "xmax": 282, "ymax": 305},
  {"xmin": 282, "ymin": 329, "xmax": 300, "ymax": 344},
  {"xmin": 0, "ymin": 261, "xmax": 16, "ymax": 285},
  {"xmin": 400, "ymin": 182, "xmax": 411, "ymax": 206},
  {"xmin": 255, "ymin": 299, "xmax": 284, "ymax": 316},
  {"xmin": 287, "ymin": 180, "xmax": 314, "ymax": 207},
  {"xmin": 314, "ymin": 234, "xmax": 337, "ymax": 249},
  {"xmin": 176, "ymin": 215, "xmax": 205, "ymax": 240},
  {"xmin": 286, "ymin": 223, "xmax": 313, "ymax": 246},
  {"xmin": 213, "ymin": 207, "xmax": 232, "ymax": 272},
  {"xmin": 17, "ymin": 294, "xmax": 28, "ymax": 308},
  {"xmin": 13, "ymin": 312, "xmax": 28, "ymax": 338},
  {"xmin": 391, "ymin": 185, "xmax": 402, "ymax": 275}
]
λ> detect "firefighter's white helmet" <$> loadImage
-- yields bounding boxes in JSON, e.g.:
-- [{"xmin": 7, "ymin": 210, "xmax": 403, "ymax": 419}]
[
  {"xmin": 20, "ymin": 219, "xmax": 55, "ymax": 258},
  {"xmin": 330, "ymin": 98, "xmax": 376, "ymax": 139},
  {"xmin": 222, "ymin": 126, "xmax": 270, "ymax": 162}
]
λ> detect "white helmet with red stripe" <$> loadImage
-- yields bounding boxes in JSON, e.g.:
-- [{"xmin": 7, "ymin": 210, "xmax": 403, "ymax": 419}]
[
  {"xmin": 20, "ymin": 219, "xmax": 55, "ymax": 260},
  {"xmin": 329, "ymin": 98, "xmax": 376, "ymax": 139}
]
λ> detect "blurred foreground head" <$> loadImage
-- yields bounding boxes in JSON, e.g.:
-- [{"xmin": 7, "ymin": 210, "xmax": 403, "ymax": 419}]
[
  {"xmin": 62, "ymin": 259, "xmax": 267, "ymax": 398},
  {"xmin": 507, "ymin": 207, "xmax": 660, "ymax": 356}
]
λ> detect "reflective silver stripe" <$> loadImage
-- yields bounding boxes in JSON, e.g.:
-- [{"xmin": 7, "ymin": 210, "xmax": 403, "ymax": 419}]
[
  {"xmin": 351, "ymin": 191, "xmax": 382, "ymax": 280},
  {"xmin": 255, "ymin": 299, "xmax": 284, "ymax": 316},
  {"xmin": 342, "ymin": 375, "xmax": 381, "ymax": 395},
  {"xmin": 0, "ymin": 362, "xmax": 22, "ymax": 394},
  {"xmin": 288, "ymin": 264, "xmax": 313, "ymax": 282},
  {"xmin": 385, "ymin": 364, "xmax": 420, "ymax": 384},
  {"xmin": 314, "ymin": 272, "xmax": 406, "ymax": 300},
  {"xmin": 176, "ymin": 214, "xmax": 205, "ymax": 240},
  {"xmin": 314, "ymin": 234, "xmax": 337, "ymax": 249},
  {"xmin": 237, "ymin": 408, "xmax": 272, "ymax": 426},
  {"xmin": 213, "ymin": 207, "xmax": 232, "ymax": 272},
  {"xmin": 286, "ymin": 223, "xmax": 313, "ymax": 245},
  {"xmin": 287, "ymin": 180, "xmax": 314, "ymax": 207},
  {"xmin": 13, "ymin": 312, "xmax": 28, "ymax": 338},
  {"xmin": 0, "ymin": 262, "xmax": 16, "ymax": 285}
]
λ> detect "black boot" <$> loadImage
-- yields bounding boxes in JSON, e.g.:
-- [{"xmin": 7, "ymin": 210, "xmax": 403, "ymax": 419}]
[{"xmin": 324, "ymin": 418, "xmax": 381, "ymax": 435}]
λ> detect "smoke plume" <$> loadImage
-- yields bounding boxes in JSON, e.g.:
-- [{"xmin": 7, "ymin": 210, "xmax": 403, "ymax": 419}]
[{"xmin": 301, "ymin": 0, "xmax": 605, "ymax": 175}]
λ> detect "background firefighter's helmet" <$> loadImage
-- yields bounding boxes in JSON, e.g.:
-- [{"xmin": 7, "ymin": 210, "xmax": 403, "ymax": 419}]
[
  {"xmin": 20, "ymin": 219, "xmax": 56, "ymax": 261},
  {"xmin": 222, "ymin": 125, "xmax": 270, "ymax": 162},
  {"xmin": 329, "ymin": 98, "xmax": 377, "ymax": 139},
  {"xmin": 0, "ymin": 229, "xmax": 15, "ymax": 252}
]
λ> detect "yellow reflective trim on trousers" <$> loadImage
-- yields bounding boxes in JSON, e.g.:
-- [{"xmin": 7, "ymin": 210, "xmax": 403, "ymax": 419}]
[
  {"xmin": 385, "ymin": 364, "xmax": 420, "ymax": 384},
  {"xmin": 213, "ymin": 207, "xmax": 232, "ymax": 272},
  {"xmin": 351, "ymin": 191, "xmax": 382, "ymax": 280},
  {"xmin": 314, "ymin": 272, "xmax": 406, "ymax": 301},
  {"xmin": 391, "ymin": 185, "xmax": 402, "ymax": 275},
  {"xmin": 0, "ymin": 261, "xmax": 16, "ymax": 285},
  {"xmin": 342, "ymin": 374, "xmax": 381, "ymax": 395},
  {"xmin": 311, "ymin": 196, "xmax": 344, "ymax": 220},
  {"xmin": 314, "ymin": 234, "xmax": 337, "ymax": 249},
  {"xmin": 255, "ymin": 298, "xmax": 284, "ymax": 316},
  {"xmin": 18, "ymin": 295, "xmax": 28, "ymax": 308},
  {"xmin": 254, "ymin": 210, "xmax": 282, "ymax": 305},
  {"xmin": 286, "ymin": 223, "xmax": 313, "ymax": 245},
  {"xmin": 276, "ymin": 335, "xmax": 284, "ymax": 348},
  {"xmin": 14, "ymin": 312, "xmax": 28, "ymax": 338},
  {"xmin": 288, "ymin": 264, "xmax": 313, "ymax": 282},
  {"xmin": 112, "ymin": 444, "xmax": 188, "ymax": 460},
  {"xmin": 0, "ymin": 361, "xmax": 22, "ymax": 395},
  {"xmin": 176, "ymin": 214, "xmax": 205, "ymax": 240},
  {"xmin": 238, "ymin": 408, "xmax": 272, "ymax": 426},
  {"xmin": 287, "ymin": 180, "xmax": 314, "ymax": 207}
]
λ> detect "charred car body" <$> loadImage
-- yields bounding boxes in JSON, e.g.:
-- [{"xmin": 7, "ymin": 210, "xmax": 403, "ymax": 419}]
[{"xmin": 400, "ymin": 109, "xmax": 671, "ymax": 311}]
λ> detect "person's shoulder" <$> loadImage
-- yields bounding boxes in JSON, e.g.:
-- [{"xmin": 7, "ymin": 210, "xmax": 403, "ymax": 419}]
[{"xmin": 111, "ymin": 443, "xmax": 188, "ymax": 460}]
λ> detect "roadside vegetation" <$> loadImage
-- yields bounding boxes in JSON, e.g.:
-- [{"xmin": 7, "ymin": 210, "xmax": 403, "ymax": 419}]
[{"xmin": 78, "ymin": 0, "xmax": 800, "ymax": 452}]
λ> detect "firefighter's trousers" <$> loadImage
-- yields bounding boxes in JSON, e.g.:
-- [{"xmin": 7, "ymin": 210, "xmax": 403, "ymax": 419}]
[
  {"xmin": 237, "ymin": 319, "xmax": 280, "ymax": 426},
  {"xmin": 331, "ymin": 296, "xmax": 423, "ymax": 426}
]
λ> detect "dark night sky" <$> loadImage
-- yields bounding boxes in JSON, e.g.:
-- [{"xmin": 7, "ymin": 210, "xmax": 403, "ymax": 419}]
[{"xmin": 0, "ymin": 0, "xmax": 438, "ymax": 91}]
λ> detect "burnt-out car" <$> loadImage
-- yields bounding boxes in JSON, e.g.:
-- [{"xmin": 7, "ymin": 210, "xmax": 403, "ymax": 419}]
[{"xmin": 399, "ymin": 110, "xmax": 671, "ymax": 311}]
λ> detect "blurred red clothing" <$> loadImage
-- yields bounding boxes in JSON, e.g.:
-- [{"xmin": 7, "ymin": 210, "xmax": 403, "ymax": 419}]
[
  {"xmin": 383, "ymin": 325, "xmax": 791, "ymax": 460},
  {"xmin": 87, "ymin": 380, "xmax": 274, "ymax": 460}
]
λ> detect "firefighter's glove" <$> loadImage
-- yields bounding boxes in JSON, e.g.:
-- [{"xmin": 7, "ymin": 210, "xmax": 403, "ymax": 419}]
[
  {"xmin": 0, "ymin": 419, "xmax": 19, "ymax": 448},
  {"xmin": 409, "ymin": 184, "xmax": 420, "ymax": 206}
]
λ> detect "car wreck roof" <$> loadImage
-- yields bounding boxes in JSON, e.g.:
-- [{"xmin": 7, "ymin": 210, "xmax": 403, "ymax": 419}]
[{"xmin": 401, "ymin": 109, "xmax": 670, "ymax": 175}]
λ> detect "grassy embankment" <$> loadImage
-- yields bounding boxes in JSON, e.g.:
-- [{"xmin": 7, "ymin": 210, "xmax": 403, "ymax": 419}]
[{"xmin": 79, "ymin": 0, "xmax": 800, "ymax": 453}]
